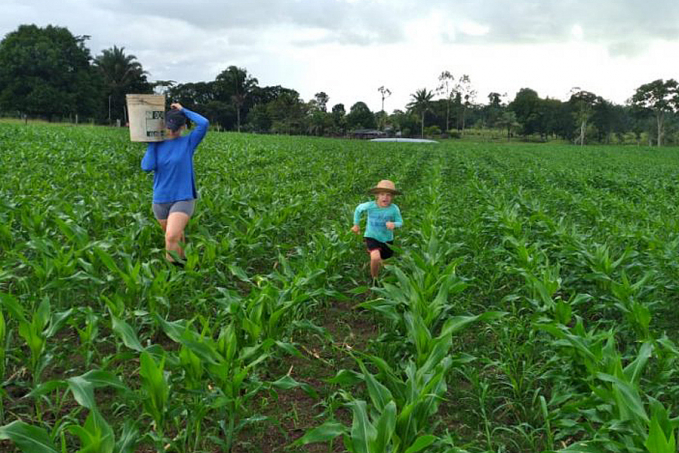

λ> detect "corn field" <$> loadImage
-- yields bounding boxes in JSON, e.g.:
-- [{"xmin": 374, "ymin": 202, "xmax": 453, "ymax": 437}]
[{"xmin": 2, "ymin": 123, "xmax": 679, "ymax": 452}]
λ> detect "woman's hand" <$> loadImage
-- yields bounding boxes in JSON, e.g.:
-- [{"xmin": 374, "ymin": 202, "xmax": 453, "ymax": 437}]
[
  {"xmin": 386, "ymin": 221, "xmax": 395, "ymax": 230},
  {"xmin": 170, "ymin": 102, "xmax": 183, "ymax": 111},
  {"xmin": 351, "ymin": 225, "xmax": 360, "ymax": 235}
]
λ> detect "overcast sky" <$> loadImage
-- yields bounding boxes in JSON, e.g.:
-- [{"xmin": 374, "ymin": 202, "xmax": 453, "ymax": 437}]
[{"xmin": 3, "ymin": 0, "xmax": 678, "ymax": 113}]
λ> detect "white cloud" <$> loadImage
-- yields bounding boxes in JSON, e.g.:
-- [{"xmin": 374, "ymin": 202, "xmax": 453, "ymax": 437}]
[
  {"xmin": 571, "ymin": 24, "xmax": 584, "ymax": 40},
  {"xmin": 460, "ymin": 21, "xmax": 490, "ymax": 37}
]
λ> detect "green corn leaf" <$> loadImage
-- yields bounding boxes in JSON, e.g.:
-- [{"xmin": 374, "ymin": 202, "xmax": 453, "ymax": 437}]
[
  {"xmin": 111, "ymin": 315, "xmax": 144, "ymax": 352},
  {"xmin": 439, "ymin": 311, "xmax": 505, "ymax": 337},
  {"xmin": 596, "ymin": 372, "xmax": 648, "ymax": 423},
  {"xmin": 624, "ymin": 341, "xmax": 653, "ymax": 384},
  {"xmin": 0, "ymin": 420, "xmax": 59, "ymax": 453},
  {"xmin": 1, "ymin": 292, "xmax": 27, "ymax": 324},
  {"xmin": 228, "ymin": 264, "xmax": 250, "ymax": 282},
  {"xmin": 292, "ymin": 421, "xmax": 346, "ymax": 446},
  {"xmin": 0, "ymin": 309, "xmax": 5, "ymax": 345},
  {"xmin": 78, "ymin": 370, "xmax": 128, "ymax": 391},
  {"xmin": 66, "ymin": 370, "xmax": 130, "ymax": 410},
  {"xmin": 646, "ymin": 413, "xmax": 676, "ymax": 453},
  {"xmin": 291, "ymin": 320, "xmax": 333, "ymax": 341},
  {"xmin": 45, "ymin": 308, "xmax": 73, "ymax": 338},
  {"xmin": 27, "ymin": 380, "xmax": 68, "ymax": 399},
  {"xmin": 139, "ymin": 351, "xmax": 168, "ymax": 426},
  {"xmin": 371, "ymin": 400, "xmax": 396, "ymax": 452},
  {"xmin": 68, "ymin": 409, "xmax": 115, "ymax": 453},
  {"xmin": 327, "ymin": 369, "xmax": 364, "ymax": 387},
  {"xmin": 274, "ymin": 340, "xmax": 304, "ymax": 358},
  {"xmin": 348, "ymin": 399, "xmax": 376, "ymax": 453},
  {"xmin": 356, "ymin": 358, "xmax": 393, "ymax": 412},
  {"xmin": 271, "ymin": 374, "xmax": 318, "ymax": 398},
  {"xmin": 348, "ymin": 286, "xmax": 370, "ymax": 295},
  {"xmin": 649, "ymin": 398, "xmax": 674, "ymax": 438},
  {"xmin": 35, "ymin": 297, "xmax": 51, "ymax": 331},
  {"xmin": 95, "ymin": 246, "xmax": 121, "ymax": 275},
  {"xmin": 403, "ymin": 434, "xmax": 437, "ymax": 453},
  {"xmin": 114, "ymin": 420, "xmax": 140, "ymax": 453},
  {"xmin": 67, "ymin": 375, "xmax": 97, "ymax": 410},
  {"xmin": 559, "ymin": 441, "xmax": 607, "ymax": 452}
]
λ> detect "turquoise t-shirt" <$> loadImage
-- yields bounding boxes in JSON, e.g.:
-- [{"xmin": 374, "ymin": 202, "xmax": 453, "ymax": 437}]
[{"xmin": 353, "ymin": 201, "xmax": 403, "ymax": 243}]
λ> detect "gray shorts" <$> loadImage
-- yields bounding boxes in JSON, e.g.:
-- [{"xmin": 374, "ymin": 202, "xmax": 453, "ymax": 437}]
[{"xmin": 152, "ymin": 199, "xmax": 195, "ymax": 220}]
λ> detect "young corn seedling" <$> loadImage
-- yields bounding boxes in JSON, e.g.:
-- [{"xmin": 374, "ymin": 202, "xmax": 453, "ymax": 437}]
[
  {"xmin": 4, "ymin": 368, "xmax": 135, "ymax": 452},
  {"xmin": 0, "ymin": 293, "xmax": 71, "ymax": 386},
  {"xmin": 139, "ymin": 350, "xmax": 170, "ymax": 447},
  {"xmin": 0, "ymin": 308, "xmax": 5, "ymax": 424},
  {"xmin": 297, "ymin": 348, "xmax": 451, "ymax": 452}
]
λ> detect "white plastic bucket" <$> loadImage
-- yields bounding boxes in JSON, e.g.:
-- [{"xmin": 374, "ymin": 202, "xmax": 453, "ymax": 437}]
[{"xmin": 126, "ymin": 94, "xmax": 166, "ymax": 142}]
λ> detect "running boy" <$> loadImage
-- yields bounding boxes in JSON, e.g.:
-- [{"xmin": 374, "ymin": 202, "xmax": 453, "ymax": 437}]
[{"xmin": 351, "ymin": 180, "xmax": 403, "ymax": 280}]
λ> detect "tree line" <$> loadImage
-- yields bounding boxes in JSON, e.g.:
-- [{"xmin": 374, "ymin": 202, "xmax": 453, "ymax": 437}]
[{"xmin": 1, "ymin": 24, "xmax": 678, "ymax": 145}]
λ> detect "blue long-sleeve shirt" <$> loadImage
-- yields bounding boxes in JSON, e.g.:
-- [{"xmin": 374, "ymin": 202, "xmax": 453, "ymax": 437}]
[
  {"xmin": 141, "ymin": 108, "xmax": 209, "ymax": 203},
  {"xmin": 353, "ymin": 201, "xmax": 403, "ymax": 243}
]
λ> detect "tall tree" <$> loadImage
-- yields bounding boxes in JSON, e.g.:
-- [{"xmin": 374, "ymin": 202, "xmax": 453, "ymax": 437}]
[
  {"xmin": 377, "ymin": 86, "xmax": 392, "ymax": 131},
  {"xmin": 453, "ymin": 74, "xmax": 476, "ymax": 132},
  {"xmin": 94, "ymin": 45, "xmax": 151, "ymax": 122},
  {"xmin": 436, "ymin": 71, "xmax": 455, "ymax": 132},
  {"xmin": 313, "ymin": 92, "xmax": 329, "ymax": 112},
  {"xmin": 509, "ymin": 88, "xmax": 542, "ymax": 137},
  {"xmin": 331, "ymin": 103, "xmax": 347, "ymax": 135},
  {"xmin": 215, "ymin": 66, "xmax": 258, "ymax": 132},
  {"xmin": 0, "ymin": 24, "xmax": 99, "ymax": 119},
  {"xmin": 377, "ymin": 86, "xmax": 392, "ymax": 113},
  {"xmin": 568, "ymin": 89, "xmax": 601, "ymax": 146},
  {"xmin": 631, "ymin": 79, "xmax": 679, "ymax": 147},
  {"xmin": 484, "ymin": 91, "xmax": 505, "ymax": 129},
  {"xmin": 346, "ymin": 102, "xmax": 376, "ymax": 130},
  {"xmin": 266, "ymin": 89, "xmax": 307, "ymax": 135},
  {"xmin": 407, "ymin": 88, "xmax": 435, "ymax": 138},
  {"xmin": 307, "ymin": 92, "xmax": 332, "ymax": 136},
  {"xmin": 496, "ymin": 111, "xmax": 520, "ymax": 141}
]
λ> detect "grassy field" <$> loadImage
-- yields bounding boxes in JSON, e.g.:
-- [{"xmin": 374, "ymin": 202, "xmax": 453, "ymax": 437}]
[{"xmin": 2, "ymin": 123, "xmax": 679, "ymax": 452}]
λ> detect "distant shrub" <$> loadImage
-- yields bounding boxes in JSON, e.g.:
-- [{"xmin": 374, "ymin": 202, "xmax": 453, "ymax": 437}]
[{"xmin": 424, "ymin": 125, "xmax": 441, "ymax": 137}]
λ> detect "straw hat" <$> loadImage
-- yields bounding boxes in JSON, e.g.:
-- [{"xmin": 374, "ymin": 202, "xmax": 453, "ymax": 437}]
[{"xmin": 369, "ymin": 180, "xmax": 402, "ymax": 195}]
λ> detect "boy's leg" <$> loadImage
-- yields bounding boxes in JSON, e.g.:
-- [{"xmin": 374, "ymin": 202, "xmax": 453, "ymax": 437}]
[{"xmin": 370, "ymin": 249, "xmax": 382, "ymax": 279}]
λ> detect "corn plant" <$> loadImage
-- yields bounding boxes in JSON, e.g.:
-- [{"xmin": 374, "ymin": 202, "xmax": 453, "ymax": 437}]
[
  {"xmin": 0, "ymin": 308, "xmax": 5, "ymax": 424},
  {"xmin": 0, "ymin": 293, "xmax": 71, "ymax": 386},
  {"xmin": 139, "ymin": 350, "xmax": 170, "ymax": 446}
]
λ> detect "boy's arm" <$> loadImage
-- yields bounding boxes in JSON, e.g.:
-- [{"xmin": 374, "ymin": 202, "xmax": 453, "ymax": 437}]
[
  {"xmin": 392, "ymin": 205, "xmax": 403, "ymax": 228},
  {"xmin": 353, "ymin": 202, "xmax": 369, "ymax": 226},
  {"xmin": 141, "ymin": 142, "xmax": 157, "ymax": 172},
  {"xmin": 352, "ymin": 202, "xmax": 369, "ymax": 233}
]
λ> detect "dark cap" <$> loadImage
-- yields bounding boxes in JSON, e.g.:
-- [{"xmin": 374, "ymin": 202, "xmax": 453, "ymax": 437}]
[{"xmin": 166, "ymin": 109, "xmax": 187, "ymax": 131}]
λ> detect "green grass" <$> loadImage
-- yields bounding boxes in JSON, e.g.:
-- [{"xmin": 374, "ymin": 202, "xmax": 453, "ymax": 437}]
[{"xmin": 2, "ymin": 123, "xmax": 679, "ymax": 452}]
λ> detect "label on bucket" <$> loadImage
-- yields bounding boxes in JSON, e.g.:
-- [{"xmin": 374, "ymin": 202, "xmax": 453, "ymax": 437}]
[
  {"xmin": 146, "ymin": 111, "xmax": 166, "ymax": 138},
  {"xmin": 146, "ymin": 111, "xmax": 165, "ymax": 120}
]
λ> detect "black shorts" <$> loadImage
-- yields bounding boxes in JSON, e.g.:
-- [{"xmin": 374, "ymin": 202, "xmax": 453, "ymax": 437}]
[{"xmin": 365, "ymin": 237, "xmax": 394, "ymax": 260}]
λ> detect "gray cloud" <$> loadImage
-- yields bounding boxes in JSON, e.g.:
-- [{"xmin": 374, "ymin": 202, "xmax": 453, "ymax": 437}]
[
  {"xmin": 90, "ymin": 0, "xmax": 407, "ymax": 45},
  {"xmin": 2, "ymin": 0, "xmax": 678, "ymax": 108},
  {"xmin": 440, "ymin": 0, "xmax": 679, "ymax": 56},
  {"xmin": 6, "ymin": 0, "xmax": 678, "ymax": 53}
]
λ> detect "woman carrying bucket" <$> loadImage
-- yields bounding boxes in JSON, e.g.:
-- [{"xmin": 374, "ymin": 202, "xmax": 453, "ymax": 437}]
[{"xmin": 141, "ymin": 103, "xmax": 209, "ymax": 265}]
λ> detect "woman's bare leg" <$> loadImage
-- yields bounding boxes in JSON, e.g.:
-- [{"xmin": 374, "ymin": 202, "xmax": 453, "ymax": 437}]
[{"xmin": 164, "ymin": 212, "xmax": 190, "ymax": 262}]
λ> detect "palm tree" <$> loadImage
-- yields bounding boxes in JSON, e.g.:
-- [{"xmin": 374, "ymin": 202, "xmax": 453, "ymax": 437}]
[
  {"xmin": 94, "ymin": 46, "xmax": 150, "ymax": 122},
  {"xmin": 215, "ymin": 66, "xmax": 258, "ymax": 132},
  {"xmin": 407, "ymin": 88, "xmax": 434, "ymax": 138}
]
